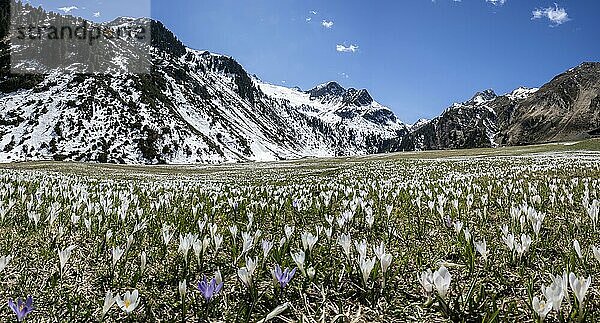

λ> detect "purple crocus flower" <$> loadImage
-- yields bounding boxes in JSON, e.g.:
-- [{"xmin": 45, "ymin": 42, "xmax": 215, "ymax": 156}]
[
  {"xmin": 8, "ymin": 296, "xmax": 34, "ymax": 322},
  {"xmin": 444, "ymin": 216, "xmax": 453, "ymax": 229},
  {"xmin": 197, "ymin": 276, "xmax": 223, "ymax": 302},
  {"xmin": 274, "ymin": 265, "xmax": 297, "ymax": 289}
]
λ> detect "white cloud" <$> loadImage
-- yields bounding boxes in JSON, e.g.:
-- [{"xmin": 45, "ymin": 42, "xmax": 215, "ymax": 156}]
[
  {"xmin": 306, "ymin": 17, "xmax": 312, "ymax": 22},
  {"xmin": 310, "ymin": 10, "xmax": 318, "ymax": 15},
  {"xmin": 58, "ymin": 6, "xmax": 78, "ymax": 13},
  {"xmin": 336, "ymin": 44, "xmax": 359, "ymax": 53},
  {"xmin": 322, "ymin": 20, "xmax": 334, "ymax": 29},
  {"xmin": 93, "ymin": 12, "xmax": 101, "ymax": 18},
  {"xmin": 532, "ymin": 4, "xmax": 570, "ymax": 26},
  {"xmin": 486, "ymin": 0, "xmax": 506, "ymax": 5}
]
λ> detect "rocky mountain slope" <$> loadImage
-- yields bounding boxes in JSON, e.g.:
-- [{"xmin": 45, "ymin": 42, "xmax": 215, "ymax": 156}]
[
  {"xmin": 497, "ymin": 62, "xmax": 600, "ymax": 145},
  {"xmin": 0, "ymin": 1, "xmax": 408, "ymax": 164},
  {"xmin": 0, "ymin": 1, "xmax": 599, "ymax": 164},
  {"xmin": 399, "ymin": 62, "xmax": 600, "ymax": 151}
]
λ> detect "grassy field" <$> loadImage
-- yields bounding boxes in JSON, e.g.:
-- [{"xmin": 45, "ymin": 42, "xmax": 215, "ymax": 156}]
[{"xmin": 0, "ymin": 140, "xmax": 599, "ymax": 322}]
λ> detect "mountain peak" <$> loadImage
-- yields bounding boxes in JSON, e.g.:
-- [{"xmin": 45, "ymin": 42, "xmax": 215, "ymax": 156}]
[
  {"xmin": 506, "ymin": 87, "xmax": 539, "ymax": 100},
  {"xmin": 307, "ymin": 81, "xmax": 345, "ymax": 99},
  {"xmin": 343, "ymin": 88, "xmax": 373, "ymax": 106},
  {"xmin": 468, "ymin": 89, "xmax": 497, "ymax": 105}
]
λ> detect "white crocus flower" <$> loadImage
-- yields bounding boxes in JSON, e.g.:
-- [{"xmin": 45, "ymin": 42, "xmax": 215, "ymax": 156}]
[
  {"xmin": 291, "ymin": 250, "xmax": 306, "ymax": 276},
  {"xmin": 354, "ymin": 239, "xmax": 367, "ymax": 261},
  {"xmin": 102, "ymin": 290, "xmax": 117, "ymax": 317},
  {"xmin": 338, "ymin": 233, "xmax": 352, "ymax": 259},
  {"xmin": 503, "ymin": 233, "xmax": 515, "ymax": 251},
  {"xmin": 261, "ymin": 240, "xmax": 273, "ymax": 260},
  {"xmin": 241, "ymin": 231, "xmax": 254, "ymax": 255},
  {"xmin": 593, "ymin": 246, "xmax": 600, "ymax": 263},
  {"xmin": 380, "ymin": 253, "xmax": 392, "ymax": 274},
  {"xmin": 569, "ymin": 272, "xmax": 591, "ymax": 311},
  {"xmin": 433, "ymin": 265, "xmax": 452, "ymax": 300},
  {"xmin": 229, "ymin": 225, "xmax": 238, "ymax": 240},
  {"xmin": 161, "ymin": 224, "xmax": 173, "ymax": 246},
  {"xmin": 84, "ymin": 218, "xmax": 92, "ymax": 233},
  {"xmin": 284, "ymin": 225, "xmax": 294, "ymax": 240},
  {"xmin": 178, "ymin": 279, "xmax": 187, "ymax": 300},
  {"xmin": 521, "ymin": 234, "xmax": 532, "ymax": 253},
  {"xmin": 301, "ymin": 232, "xmax": 318, "ymax": 253},
  {"xmin": 560, "ymin": 272, "xmax": 569, "ymax": 303},
  {"xmin": 125, "ymin": 234, "xmax": 134, "ymax": 253},
  {"xmin": 418, "ymin": 269, "xmax": 434, "ymax": 294},
  {"xmin": 116, "ymin": 290, "xmax": 140, "ymax": 313},
  {"xmin": 214, "ymin": 234, "xmax": 223, "ymax": 252},
  {"xmin": 215, "ymin": 269, "xmax": 223, "ymax": 285},
  {"xmin": 474, "ymin": 240, "xmax": 489, "ymax": 261},
  {"xmin": 532, "ymin": 296, "xmax": 552, "ymax": 321},
  {"xmin": 178, "ymin": 233, "xmax": 197, "ymax": 262},
  {"xmin": 208, "ymin": 223, "xmax": 218, "ymax": 239},
  {"xmin": 0, "ymin": 255, "xmax": 13, "ymax": 272},
  {"xmin": 359, "ymin": 256, "xmax": 376, "ymax": 286},
  {"xmin": 573, "ymin": 240, "xmax": 582, "ymax": 259},
  {"xmin": 202, "ymin": 236, "xmax": 211, "ymax": 253},
  {"xmin": 140, "ymin": 251, "xmax": 147, "ymax": 273},
  {"xmin": 373, "ymin": 241, "xmax": 385, "ymax": 261},
  {"xmin": 453, "ymin": 221, "xmax": 463, "ymax": 234},
  {"xmin": 111, "ymin": 246, "xmax": 125, "ymax": 268},
  {"xmin": 238, "ymin": 257, "xmax": 258, "ymax": 287},
  {"xmin": 463, "ymin": 227, "xmax": 471, "ymax": 242},
  {"xmin": 238, "ymin": 267, "xmax": 252, "ymax": 287},
  {"xmin": 58, "ymin": 245, "xmax": 76, "ymax": 276},
  {"xmin": 500, "ymin": 224, "xmax": 509, "ymax": 237},
  {"xmin": 192, "ymin": 239, "xmax": 202, "ymax": 264},
  {"xmin": 543, "ymin": 275, "xmax": 564, "ymax": 313},
  {"xmin": 365, "ymin": 212, "xmax": 374, "ymax": 228},
  {"xmin": 246, "ymin": 257, "xmax": 258, "ymax": 276}
]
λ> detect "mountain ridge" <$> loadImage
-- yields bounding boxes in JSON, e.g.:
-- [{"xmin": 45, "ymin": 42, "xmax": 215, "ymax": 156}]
[{"xmin": 0, "ymin": 3, "xmax": 599, "ymax": 164}]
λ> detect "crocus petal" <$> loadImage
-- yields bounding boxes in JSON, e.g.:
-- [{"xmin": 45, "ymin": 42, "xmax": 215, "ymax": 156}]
[{"xmin": 8, "ymin": 299, "xmax": 17, "ymax": 313}]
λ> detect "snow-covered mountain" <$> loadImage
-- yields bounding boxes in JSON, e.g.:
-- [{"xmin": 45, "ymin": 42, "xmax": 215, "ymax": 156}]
[{"xmin": 0, "ymin": 3, "xmax": 409, "ymax": 164}]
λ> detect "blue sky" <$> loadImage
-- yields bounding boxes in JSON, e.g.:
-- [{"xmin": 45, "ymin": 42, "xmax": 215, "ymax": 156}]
[{"xmin": 26, "ymin": 1, "xmax": 600, "ymax": 123}]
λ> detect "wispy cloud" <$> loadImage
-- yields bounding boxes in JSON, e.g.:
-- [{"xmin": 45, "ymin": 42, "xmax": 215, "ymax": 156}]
[
  {"xmin": 58, "ymin": 6, "xmax": 78, "ymax": 13},
  {"xmin": 322, "ymin": 20, "xmax": 334, "ymax": 29},
  {"xmin": 306, "ymin": 10, "xmax": 318, "ymax": 23},
  {"xmin": 93, "ymin": 12, "xmax": 101, "ymax": 18},
  {"xmin": 486, "ymin": 0, "xmax": 506, "ymax": 6},
  {"xmin": 532, "ymin": 4, "xmax": 570, "ymax": 26},
  {"xmin": 336, "ymin": 44, "xmax": 359, "ymax": 53}
]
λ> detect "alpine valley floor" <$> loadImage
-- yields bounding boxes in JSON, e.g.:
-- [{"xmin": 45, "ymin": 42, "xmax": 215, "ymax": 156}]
[{"xmin": 0, "ymin": 140, "xmax": 599, "ymax": 321}]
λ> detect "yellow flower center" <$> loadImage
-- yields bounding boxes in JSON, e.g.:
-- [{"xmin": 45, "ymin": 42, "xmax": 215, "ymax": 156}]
[{"xmin": 124, "ymin": 299, "xmax": 131, "ymax": 307}]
